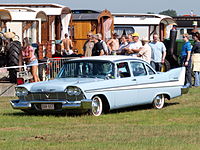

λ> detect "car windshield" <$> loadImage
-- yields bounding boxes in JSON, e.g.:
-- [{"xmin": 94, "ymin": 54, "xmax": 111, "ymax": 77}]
[{"xmin": 57, "ymin": 60, "xmax": 115, "ymax": 79}]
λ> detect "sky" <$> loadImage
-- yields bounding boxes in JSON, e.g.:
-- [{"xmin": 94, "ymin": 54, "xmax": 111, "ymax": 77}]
[{"xmin": 0, "ymin": 0, "xmax": 200, "ymax": 16}]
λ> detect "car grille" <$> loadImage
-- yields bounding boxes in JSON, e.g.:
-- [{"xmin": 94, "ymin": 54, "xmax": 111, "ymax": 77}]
[{"xmin": 23, "ymin": 92, "xmax": 85, "ymax": 101}]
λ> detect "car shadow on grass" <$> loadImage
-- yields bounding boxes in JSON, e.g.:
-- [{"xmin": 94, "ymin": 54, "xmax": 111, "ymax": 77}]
[
  {"xmin": 4, "ymin": 102, "xmax": 179, "ymax": 117},
  {"xmin": 109, "ymin": 102, "xmax": 180, "ymax": 114},
  {"xmin": 165, "ymin": 102, "xmax": 179, "ymax": 107},
  {"xmin": 3, "ymin": 111, "xmax": 87, "ymax": 117}
]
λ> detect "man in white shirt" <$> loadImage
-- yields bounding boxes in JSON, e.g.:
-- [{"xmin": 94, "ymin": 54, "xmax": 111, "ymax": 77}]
[
  {"xmin": 149, "ymin": 33, "xmax": 166, "ymax": 71},
  {"xmin": 137, "ymin": 37, "xmax": 151, "ymax": 63},
  {"xmin": 124, "ymin": 32, "xmax": 142, "ymax": 56}
]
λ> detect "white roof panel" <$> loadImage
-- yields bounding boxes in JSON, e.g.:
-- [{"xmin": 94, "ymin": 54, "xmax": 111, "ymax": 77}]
[
  {"xmin": 113, "ymin": 13, "xmax": 175, "ymax": 25},
  {"xmin": 0, "ymin": 7, "xmax": 46, "ymax": 21},
  {"xmin": 9, "ymin": 11, "xmax": 38, "ymax": 21},
  {"xmin": 31, "ymin": 8, "xmax": 63, "ymax": 15}
]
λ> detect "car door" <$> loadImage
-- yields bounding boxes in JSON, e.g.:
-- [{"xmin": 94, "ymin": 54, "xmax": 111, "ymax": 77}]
[
  {"xmin": 111, "ymin": 62, "xmax": 138, "ymax": 108},
  {"xmin": 130, "ymin": 61, "xmax": 157, "ymax": 104}
]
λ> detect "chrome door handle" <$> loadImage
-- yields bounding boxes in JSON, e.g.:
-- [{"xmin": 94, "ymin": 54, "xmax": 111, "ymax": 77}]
[
  {"xmin": 149, "ymin": 77, "xmax": 154, "ymax": 79},
  {"xmin": 132, "ymin": 79, "xmax": 136, "ymax": 81}
]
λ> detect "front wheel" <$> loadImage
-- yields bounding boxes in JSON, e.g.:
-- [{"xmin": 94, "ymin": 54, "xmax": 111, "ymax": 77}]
[
  {"xmin": 152, "ymin": 94, "xmax": 165, "ymax": 109},
  {"xmin": 91, "ymin": 96, "xmax": 103, "ymax": 116}
]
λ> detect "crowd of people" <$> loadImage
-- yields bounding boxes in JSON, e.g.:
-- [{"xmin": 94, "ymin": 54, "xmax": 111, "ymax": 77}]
[
  {"xmin": 181, "ymin": 32, "xmax": 200, "ymax": 88},
  {"xmin": 21, "ymin": 31, "xmax": 200, "ymax": 88},
  {"xmin": 83, "ymin": 32, "xmax": 166, "ymax": 72},
  {"xmin": 82, "ymin": 31, "xmax": 200, "ymax": 88}
]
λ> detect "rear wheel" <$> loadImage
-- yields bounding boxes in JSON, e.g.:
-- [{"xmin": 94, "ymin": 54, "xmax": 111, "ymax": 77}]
[
  {"xmin": 152, "ymin": 94, "xmax": 165, "ymax": 109},
  {"xmin": 7, "ymin": 41, "xmax": 21, "ymax": 83}
]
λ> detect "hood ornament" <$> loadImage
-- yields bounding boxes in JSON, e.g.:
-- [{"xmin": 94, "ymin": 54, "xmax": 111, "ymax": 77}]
[{"xmin": 45, "ymin": 93, "xmax": 50, "ymax": 98}]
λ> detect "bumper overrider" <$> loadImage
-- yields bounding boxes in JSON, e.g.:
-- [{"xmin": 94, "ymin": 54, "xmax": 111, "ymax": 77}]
[{"xmin": 10, "ymin": 99, "xmax": 92, "ymax": 111}]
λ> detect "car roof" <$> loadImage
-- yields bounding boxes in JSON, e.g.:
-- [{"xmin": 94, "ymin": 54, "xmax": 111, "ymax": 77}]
[{"xmin": 68, "ymin": 55, "xmax": 144, "ymax": 63}]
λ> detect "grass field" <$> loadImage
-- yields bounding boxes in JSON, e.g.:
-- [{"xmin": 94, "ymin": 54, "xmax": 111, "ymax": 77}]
[{"xmin": 0, "ymin": 88, "xmax": 200, "ymax": 150}]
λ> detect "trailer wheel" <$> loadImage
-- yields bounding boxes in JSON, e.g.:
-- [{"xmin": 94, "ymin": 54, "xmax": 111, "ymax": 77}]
[
  {"xmin": 0, "ymin": 36, "xmax": 3, "ymax": 51},
  {"xmin": 38, "ymin": 64, "xmax": 47, "ymax": 81},
  {"xmin": 7, "ymin": 41, "xmax": 21, "ymax": 83}
]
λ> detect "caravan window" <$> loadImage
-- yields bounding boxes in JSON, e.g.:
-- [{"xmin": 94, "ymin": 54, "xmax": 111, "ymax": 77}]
[{"xmin": 114, "ymin": 26, "xmax": 135, "ymax": 38}]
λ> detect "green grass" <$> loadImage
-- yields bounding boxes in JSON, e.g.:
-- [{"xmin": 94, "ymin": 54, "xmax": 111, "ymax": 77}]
[{"xmin": 1, "ymin": 88, "xmax": 200, "ymax": 150}]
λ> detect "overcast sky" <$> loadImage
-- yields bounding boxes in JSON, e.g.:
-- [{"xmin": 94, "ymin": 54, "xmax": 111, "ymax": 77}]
[{"xmin": 1, "ymin": 0, "xmax": 200, "ymax": 15}]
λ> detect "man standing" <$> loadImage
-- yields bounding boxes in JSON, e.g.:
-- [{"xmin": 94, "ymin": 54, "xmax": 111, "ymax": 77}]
[
  {"xmin": 181, "ymin": 33, "xmax": 192, "ymax": 88},
  {"xmin": 124, "ymin": 32, "xmax": 142, "ymax": 55},
  {"xmin": 97, "ymin": 33, "xmax": 109, "ymax": 55},
  {"xmin": 61, "ymin": 33, "xmax": 73, "ymax": 55},
  {"xmin": 137, "ymin": 37, "xmax": 151, "ymax": 64},
  {"xmin": 107, "ymin": 33, "xmax": 119, "ymax": 55},
  {"xmin": 83, "ymin": 32, "xmax": 94, "ymax": 57},
  {"xmin": 149, "ymin": 33, "xmax": 166, "ymax": 71},
  {"xmin": 92, "ymin": 34, "xmax": 104, "ymax": 56}
]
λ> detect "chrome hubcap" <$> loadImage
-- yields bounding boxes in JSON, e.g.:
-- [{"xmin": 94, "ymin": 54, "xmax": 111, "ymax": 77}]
[
  {"xmin": 92, "ymin": 98, "xmax": 101, "ymax": 116},
  {"xmin": 154, "ymin": 95, "xmax": 164, "ymax": 108}
]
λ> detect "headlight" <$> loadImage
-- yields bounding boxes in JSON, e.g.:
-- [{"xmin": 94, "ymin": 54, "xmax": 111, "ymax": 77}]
[
  {"xmin": 73, "ymin": 87, "xmax": 81, "ymax": 95},
  {"xmin": 65, "ymin": 86, "xmax": 81, "ymax": 96},
  {"xmin": 16, "ymin": 87, "xmax": 29, "ymax": 97}
]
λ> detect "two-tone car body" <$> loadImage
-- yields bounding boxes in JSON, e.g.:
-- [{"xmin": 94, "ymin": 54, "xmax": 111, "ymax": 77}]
[{"xmin": 10, "ymin": 56, "xmax": 186, "ymax": 116}]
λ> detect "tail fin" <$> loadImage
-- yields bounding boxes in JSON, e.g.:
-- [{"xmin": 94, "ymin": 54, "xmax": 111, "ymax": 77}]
[{"xmin": 167, "ymin": 67, "xmax": 186, "ymax": 86}]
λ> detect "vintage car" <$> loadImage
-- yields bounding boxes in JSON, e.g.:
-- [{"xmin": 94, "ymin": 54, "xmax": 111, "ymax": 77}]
[{"xmin": 10, "ymin": 56, "xmax": 186, "ymax": 116}]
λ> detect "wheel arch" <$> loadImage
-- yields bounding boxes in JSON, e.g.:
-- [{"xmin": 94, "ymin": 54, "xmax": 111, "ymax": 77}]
[
  {"xmin": 92, "ymin": 94, "xmax": 110, "ymax": 112},
  {"xmin": 152, "ymin": 93, "xmax": 170, "ymax": 102},
  {"xmin": 163, "ymin": 93, "xmax": 170, "ymax": 100}
]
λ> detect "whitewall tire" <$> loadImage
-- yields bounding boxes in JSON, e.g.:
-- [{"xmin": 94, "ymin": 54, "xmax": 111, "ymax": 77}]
[
  {"xmin": 153, "ymin": 94, "xmax": 165, "ymax": 109},
  {"xmin": 91, "ymin": 96, "xmax": 103, "ymax": 116}
]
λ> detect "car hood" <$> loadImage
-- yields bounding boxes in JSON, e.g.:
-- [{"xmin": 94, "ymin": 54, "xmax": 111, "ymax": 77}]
[{"xmin": 19, "ymin": 78, "xmax": 104, "ymax": 92}]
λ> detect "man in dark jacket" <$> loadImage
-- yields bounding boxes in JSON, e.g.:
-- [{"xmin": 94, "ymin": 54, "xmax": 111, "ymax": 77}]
[{"xmin": 92, "ymin": 34, "xmax": 105, "ymax": 56}]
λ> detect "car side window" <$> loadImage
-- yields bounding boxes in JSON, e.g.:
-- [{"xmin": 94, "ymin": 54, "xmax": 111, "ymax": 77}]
[
  {"xmin": 117, "ymin": 62, "xmax": 131, "ymax": 78},
  {"xmin": 130, "ymin": 62, "xmax": 147, "ymax": 76},
  {"xmin": 146, "ymin": 65, "xmax": 156, "ymax": 75}
]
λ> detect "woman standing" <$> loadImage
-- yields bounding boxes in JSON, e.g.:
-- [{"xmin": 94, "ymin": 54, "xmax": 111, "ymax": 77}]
[
  {"xmin": 192, "ymin": 32, "xmax": 200, "ymax": 86},
  {"xmin": 181, "ymin": 33, "xmax": 192, "ymax": 88},
  {"xmin": 22, "ymin": 37, "xmax": 40, "ymax": 82}
]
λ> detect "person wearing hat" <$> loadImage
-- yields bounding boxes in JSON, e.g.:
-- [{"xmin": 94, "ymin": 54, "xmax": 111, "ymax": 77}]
[
  {"xmin": 91, "ymin": 34, "xmax": 105, "ymax": 56},
  {"xmin": 149, "ymin": 33, "xmax": 166, "ymax": 72},
  {"xmin": 123, "ymin": 32, "xmax": 142, "ymax": 55},
  {"xmin": 106, "ymin": 33, "xmax": 119, "ymax": 55},
  {"xmin": 137, "ymin": 37, "xmax": 151, "ymax": 63}
]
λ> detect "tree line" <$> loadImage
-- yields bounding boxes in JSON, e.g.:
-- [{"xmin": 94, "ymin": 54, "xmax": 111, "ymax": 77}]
[{"xmin": 147, "ymin": 9, "xmax": 177, "ymax": 17}]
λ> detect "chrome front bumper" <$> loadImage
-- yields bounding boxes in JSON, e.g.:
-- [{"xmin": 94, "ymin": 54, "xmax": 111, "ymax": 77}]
[{"xmin": 10, "ymin": 99, "xmax": 92, "ymax": 111}]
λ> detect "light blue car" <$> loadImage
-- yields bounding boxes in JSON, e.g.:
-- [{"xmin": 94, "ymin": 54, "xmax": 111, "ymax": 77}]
[{"xmin": 10, "ymin": 56, "xmax": 186, "ymax": 116}]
